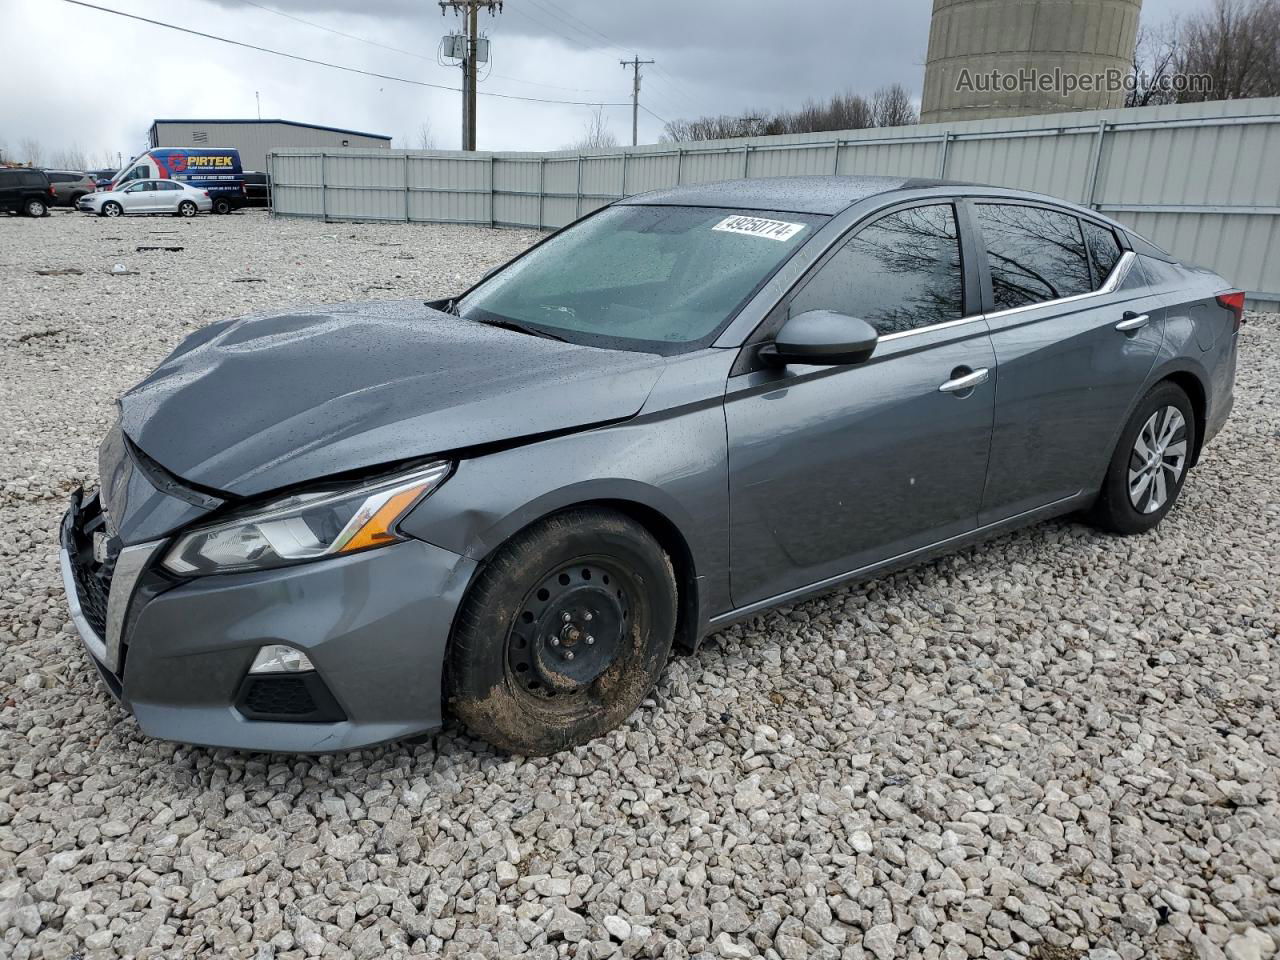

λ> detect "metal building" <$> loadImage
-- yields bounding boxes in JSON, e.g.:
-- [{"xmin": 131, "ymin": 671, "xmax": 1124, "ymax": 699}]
[
  {"xmin": 920, "ymin": 0, "xmax": 1143, "ymax": 124},
  {"xmin": 148, "ymin": 119, "xmax": 391, "ymax": 172}
]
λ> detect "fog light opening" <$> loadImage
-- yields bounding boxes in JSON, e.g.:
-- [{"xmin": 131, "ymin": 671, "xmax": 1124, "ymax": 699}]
[{"xmin": 249, "ymin": 644, "xmax": 315, "ymax": 674}]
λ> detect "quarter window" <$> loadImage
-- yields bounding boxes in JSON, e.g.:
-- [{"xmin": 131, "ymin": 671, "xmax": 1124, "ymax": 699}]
[
  {"xmin": 789, "ymin": 203, "xmax": 965, "ymax": 336},
  {"xmin": 976, "ymin": 204, "xmax": 1092, "ymax": 310},
  {"xmin": 1082, "ymin": 220, "xmax": 1123, "ymax": 286}
]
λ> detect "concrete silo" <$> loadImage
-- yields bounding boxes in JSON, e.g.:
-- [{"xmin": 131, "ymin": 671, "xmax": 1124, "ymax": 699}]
[{"xmin": 920, "ymin": 0, "xmax": 1143, "ymax": 123}]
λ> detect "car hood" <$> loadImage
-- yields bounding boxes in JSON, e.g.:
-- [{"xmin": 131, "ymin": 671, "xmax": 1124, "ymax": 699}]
[{"xmin": 121, "ymin": 299, "xmax": 666, "ymax": 498}]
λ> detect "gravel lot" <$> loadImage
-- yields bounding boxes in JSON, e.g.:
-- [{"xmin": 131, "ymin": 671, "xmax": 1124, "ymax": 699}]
[{"xmin": 1, "ymin": 209, "xmax": 1278, "ymax": 960}]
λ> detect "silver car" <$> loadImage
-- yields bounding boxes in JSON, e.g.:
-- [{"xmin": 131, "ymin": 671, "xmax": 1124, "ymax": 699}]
[
  {"xmin": 60, "ymin": 176, "xmax": 1241, "ymax": 754},
  {"xmin": 78, "ymin": 179, "xmax": 212, "ymax": 218}
]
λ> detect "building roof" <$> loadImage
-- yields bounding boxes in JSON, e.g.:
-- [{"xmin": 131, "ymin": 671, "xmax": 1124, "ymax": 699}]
[
  {"xmin": 620, "ymin": 175, "xmax": 968, "ymax": 215},
  {"xmin": 149, "ymin": 119, "xmax": 392, "ymax": 141}
]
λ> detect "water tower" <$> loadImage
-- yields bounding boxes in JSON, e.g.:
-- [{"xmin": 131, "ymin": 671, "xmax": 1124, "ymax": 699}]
[{"xmin": 920, "ymin": 0, "xmax": 1143, "ymax": 123}]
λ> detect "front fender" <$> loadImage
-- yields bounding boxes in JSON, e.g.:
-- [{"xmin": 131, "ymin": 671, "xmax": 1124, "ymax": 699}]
[{"xmin": 397, "ymin": 406, "xmax": 732, "ymax": 636}]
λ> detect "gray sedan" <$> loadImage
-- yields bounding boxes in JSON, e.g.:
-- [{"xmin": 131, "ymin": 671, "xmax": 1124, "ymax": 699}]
[
  {"xmin": 78, "ymin": 178, "xmax": 212, "ymax": 217},
  {"xmin": 60, "ymin": 176, "xmax": 1240, "ymax": 754}
]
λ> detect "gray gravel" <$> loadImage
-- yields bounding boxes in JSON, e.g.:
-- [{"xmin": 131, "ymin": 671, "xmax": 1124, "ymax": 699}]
[{"xmin": 2, "ymin": 210, "xmax": 1278, "ymax": 960}]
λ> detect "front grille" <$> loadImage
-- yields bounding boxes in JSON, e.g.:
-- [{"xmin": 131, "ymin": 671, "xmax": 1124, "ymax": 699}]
[
  {"xmin": 243, "ymin": 677, "xmax": 316, "ymax": 716},
  {"xmin": 66, "ymin": 495, "xmax": 118, "ymax": 639},
  {"xmin": 236, "ymin": 673, "xmax": 347, "ymax": 723}
]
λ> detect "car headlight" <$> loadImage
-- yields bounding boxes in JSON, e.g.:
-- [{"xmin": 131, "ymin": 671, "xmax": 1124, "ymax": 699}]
[{"xmin": 162, "ymin": 461, "xmax": 451, "ymax": 575}]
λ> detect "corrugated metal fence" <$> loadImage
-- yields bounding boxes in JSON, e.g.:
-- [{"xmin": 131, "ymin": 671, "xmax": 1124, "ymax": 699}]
[{"xmin": 270, "ymin": 97, "xmax": 1280, "ymax": 309}]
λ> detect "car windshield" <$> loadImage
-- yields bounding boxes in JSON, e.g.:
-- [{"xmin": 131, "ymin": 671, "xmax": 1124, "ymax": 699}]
[{"xmin": 457, "ymin": 204, "xmax": 824, "ymax": 353}]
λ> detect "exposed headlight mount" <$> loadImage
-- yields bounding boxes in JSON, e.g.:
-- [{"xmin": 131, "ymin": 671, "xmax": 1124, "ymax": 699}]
[{"xmin": 162, "ymin": 461, "xmax": 450, "ymax": 575}]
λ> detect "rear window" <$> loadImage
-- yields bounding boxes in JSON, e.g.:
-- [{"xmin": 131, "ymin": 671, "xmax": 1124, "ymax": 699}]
[{"xmin": 976, "ymin": 203, "xmax": 1093, "ymax": 310}]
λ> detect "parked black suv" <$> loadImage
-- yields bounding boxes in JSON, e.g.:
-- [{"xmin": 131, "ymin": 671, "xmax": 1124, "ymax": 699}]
[
  {"xmin": 0, "ymin": 168, "xmax": 55, "ymax": 217},
  {"xmin": 242, "ymin": 171, "xmax": 271, "ymax": 208}
]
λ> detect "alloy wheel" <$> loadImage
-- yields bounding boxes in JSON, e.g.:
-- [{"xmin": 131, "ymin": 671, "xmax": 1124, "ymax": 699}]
[
  {"xmin": 1128, "ymin": 405, "xmax": 1187, "ymax": 514},
  {"xmin": 505, "ymin": 559, "xmax": 633, "ymax": 700}
]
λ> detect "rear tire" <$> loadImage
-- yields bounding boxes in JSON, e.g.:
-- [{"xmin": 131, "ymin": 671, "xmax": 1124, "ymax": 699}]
[
  {"xmin": 101, "ymin": 202, "xmax": 122, "ymax": 218},
  {"xmin": 70, "ymin": 192, "xmax": 87, "ymax": 208},
  {"xmin": 212, "ymin": 198, "xmax": 232, "ymax": 215},
  {"xmin": 1087, "ymin": 381, "xmax": 1195, "ymax": 535},
  {"xmin": 25, "ymin": 199, "xmax": 48, "ymax": 217},
  {"xmin": 447, "ymin": 509, "xmax": 677, "ymax": 755},
  {"xmin": 177, "ymin": 200, "xmax": 198, "ymax": 217}
]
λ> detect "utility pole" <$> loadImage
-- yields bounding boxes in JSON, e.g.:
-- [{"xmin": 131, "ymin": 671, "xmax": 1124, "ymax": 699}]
[
  {"xmin": 440, "ymin": 1, "xmax": 502, "ymax": 151},
  {"xmin": 619, "ymin": 55, "xmax": 655, "ymax": 146}
]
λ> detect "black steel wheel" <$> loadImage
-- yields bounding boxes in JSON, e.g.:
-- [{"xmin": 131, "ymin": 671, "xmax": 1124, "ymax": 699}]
[{"xmin": 448, "ymin": 508, "xmax": 677, "ymax": 755}]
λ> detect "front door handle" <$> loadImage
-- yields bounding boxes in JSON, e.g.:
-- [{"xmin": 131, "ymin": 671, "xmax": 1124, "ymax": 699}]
[
  {"xmin": 938, "ymin": 367, "xmax": 989, "ymax": 394},
  {"xmin": 1115, "ymin": 312, "xmax": 1151, "ymax": 332}
]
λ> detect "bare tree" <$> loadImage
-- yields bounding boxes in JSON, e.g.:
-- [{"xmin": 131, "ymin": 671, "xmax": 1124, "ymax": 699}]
[
  {"xmin": 662, "ymin": 87, "xmax": 910, "ymax": 143},
  {"xmin": 1127, "ymin": 19, "xmax": 1182, "ymax": 106},
  {"xmin": 566, "ymin": 106, "xmax": 618, "ymax": 151},
  {"xmin": 18, "ymin": 137, "xmax": 43, "ymax": 166},
  {"xmin": 871, "ymin": 84, "xmax": 918, "ymax": 127},
  {"xmin": 1175, "ymin": 0, "xmax": 1280, "ymax": 101},
  {"xmin": 415, "ymin": 121, "xmax": 437, "ymax": 151},
  {"xmin": 50, "ymin": 144, "xmax": 89, "ymax": 170}
]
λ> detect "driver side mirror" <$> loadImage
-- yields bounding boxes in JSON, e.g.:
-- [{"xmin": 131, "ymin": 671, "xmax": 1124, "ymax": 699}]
[{"xmin": 760, "ymin": 310, "xmax": 880, "ymax": 366}]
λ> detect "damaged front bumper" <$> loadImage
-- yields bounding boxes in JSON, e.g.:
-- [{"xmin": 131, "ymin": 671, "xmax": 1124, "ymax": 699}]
[{"xmin": 60, "ymin": 478, "xmax": 476, "ymax": 753}]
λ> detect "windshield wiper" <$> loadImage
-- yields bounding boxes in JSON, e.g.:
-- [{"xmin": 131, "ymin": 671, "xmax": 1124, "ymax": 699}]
[{"xmin": 471, "ymin": 317, "xmax": 567, "ymax": 343}]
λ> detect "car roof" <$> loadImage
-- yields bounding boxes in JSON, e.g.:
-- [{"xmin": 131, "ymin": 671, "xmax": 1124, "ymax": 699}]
[{"xmin": 620, "ymin": 175, "xmax": 966, "ymax": 215}]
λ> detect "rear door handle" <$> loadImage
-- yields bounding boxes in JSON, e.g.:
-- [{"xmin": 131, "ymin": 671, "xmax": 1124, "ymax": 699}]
[
  {"xmin": 1115, "ymin": 312, "xmax": 1150, "ymax": 332},
  {"xmin": 938, "ymin": 367, "xmax": 989, "ymax": 393}
]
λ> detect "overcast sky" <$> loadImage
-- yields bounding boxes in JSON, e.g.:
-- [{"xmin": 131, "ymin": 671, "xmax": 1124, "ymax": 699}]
[{"xmin": 4, "ymin": 0, "xmax": 1204, "ymax": 168}]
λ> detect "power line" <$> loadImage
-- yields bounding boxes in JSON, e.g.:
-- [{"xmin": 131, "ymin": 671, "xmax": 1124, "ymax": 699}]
[
  {"xmin": 235, "ymin": 0, "xmax": 433, "ymax": 63},
  {"xmin": 59, "ymin": 0, "xmax": 634, "ymax": 109},
  {"xmin": 522, "ymin": 0, "xmax": 712, "ymax": 116},
  {"xmin": 638, "ymin": 103, "xmax": 670, "ymax": 126},
  {"xmin": 502, "ymin": 3, "xmax": 688, "ymax": 120},
  {"xmin": 237, "ymin": 0, "xmax": 618, "ymax": 99}
]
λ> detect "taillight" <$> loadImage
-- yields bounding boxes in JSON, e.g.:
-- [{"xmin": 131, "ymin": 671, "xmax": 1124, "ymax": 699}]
[
  {"xmin": 203, "ymin": 190, "xmax": 210, "ymax": 198},
  {"xmin": 1216, "ymin": 291, "xmax": 1246, "ymax": 331},
  {"xmin": 49, "ymin": 186, "xmax": 56, "ymax": 196}
]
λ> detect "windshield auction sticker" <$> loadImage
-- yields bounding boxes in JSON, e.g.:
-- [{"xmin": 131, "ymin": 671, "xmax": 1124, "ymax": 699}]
[{"xmin": 712, "ymin": 215, "xmax": 806, "ymax": 242}]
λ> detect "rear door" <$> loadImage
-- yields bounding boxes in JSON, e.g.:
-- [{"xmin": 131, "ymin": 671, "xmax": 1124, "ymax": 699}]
[
  {"xmin": 725, "ymin": 200, "xmax": 997, "ymax": 606},
  {"xmin": 155, "ymin": 181, "xmax": 184, "ymax": 211},
  {"xmin": 973, "ymin": 201, "xmax": 1165, "ymax": 523}
]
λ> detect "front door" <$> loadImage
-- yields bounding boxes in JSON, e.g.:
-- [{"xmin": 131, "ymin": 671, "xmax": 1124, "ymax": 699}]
[
  {"xmin": 120, "ymin": 181, "xmax": 157, "ymax": 213},
  {"xmin": 971, "ymin": 203, "xmax": 1166, "ymax": 523},
  {"xmin": 726, "ymin": 201, "xmax": 996, "ymax": 607}
]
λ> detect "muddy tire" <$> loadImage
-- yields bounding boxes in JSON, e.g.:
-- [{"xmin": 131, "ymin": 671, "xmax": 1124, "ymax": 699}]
[{"xmin": 447, "ymin": 508, "xmax": 677, "ymax": 755}]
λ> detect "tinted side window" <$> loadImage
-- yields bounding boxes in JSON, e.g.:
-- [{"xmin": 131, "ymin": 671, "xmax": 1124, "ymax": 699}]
[
  {"xmin": 977, "ymin": 204, "xmax": 1092, "ymax": 310},
  {"xmin": 789, "ymin": 203, "xmax": 964, "ymax": 336},
  {"xmin": 22, "ymin": 172, "xmax": 46, "ymax": 187},
  {"xmin": 1082, "ymin": 220, "xmax": 1123, "ymax": 286}
]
